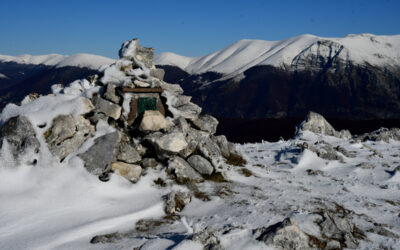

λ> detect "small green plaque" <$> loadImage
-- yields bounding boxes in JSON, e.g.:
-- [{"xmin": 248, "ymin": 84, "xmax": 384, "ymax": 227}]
[{"xmin": 138, "ymin": 97, "xmax": 157, "ymax": 115}]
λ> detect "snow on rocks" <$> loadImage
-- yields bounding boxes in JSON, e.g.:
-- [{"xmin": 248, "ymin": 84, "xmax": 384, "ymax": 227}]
[{"xmin": 296, "ymin": 111, "xmax": 351, "ymax": 138}]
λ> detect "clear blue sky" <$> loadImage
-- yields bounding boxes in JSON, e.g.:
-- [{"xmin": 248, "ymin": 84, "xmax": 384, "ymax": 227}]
[{"xmin": 0, "ymin": 0, "xmax": 399, "ymax": 58}]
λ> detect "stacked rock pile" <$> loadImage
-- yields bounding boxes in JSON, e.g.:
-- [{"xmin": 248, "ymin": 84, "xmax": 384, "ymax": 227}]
[{"xmin": 0, "ymin": 38, "xmax": 243, "ymax": 184}]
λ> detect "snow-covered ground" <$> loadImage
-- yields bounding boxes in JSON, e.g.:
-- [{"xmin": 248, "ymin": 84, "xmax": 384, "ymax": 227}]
[
  {"xmin": 155, "ymin": 33, "xmax": 400, "ymax": 75},
  {"xmin": 1, "ymin": 130, "xmax": 399, "ymax": 249},
  {"xmin": 0, "ymin": 53, "xmax": 115, "ymax": 70}
]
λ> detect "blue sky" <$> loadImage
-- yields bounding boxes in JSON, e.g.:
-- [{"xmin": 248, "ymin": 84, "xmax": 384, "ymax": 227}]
[{"xmin": 0, "ymin": 0, "xmax": 399, "ymax": 58}]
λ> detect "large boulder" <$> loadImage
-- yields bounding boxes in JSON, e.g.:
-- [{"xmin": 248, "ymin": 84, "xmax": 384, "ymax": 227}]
[
  {"xmin": 139, "ymin": 110, "xmax": 172, "ymax": 132},
  {"xmin": 111, "ymin": 162, "xmax": 142, "ymax": 182},
  {"xmin": 0, "ymin": 115, "xmax": 40, "ymax": 163},
  {"xmin": 167, "ymin": 156, "xmax": 204, "ymax": 183},
  {"xmin": 175, "ymin": 102, "xmax": 202, "ymax": 121},
  {"xmin": 187, "ymin": 155, "xmax": 214, "ymax": 175},
  {"xmin": 78, "ymin": 131, "xmax": 121, "ymax": 175},
  {"xmin": 192, "ymin": 115, "xmax": 219, "ymax": 135},
  {"xmin": 45, "ymin": 115, "xmax": 94, "ymax": 161},
  {"xmin": 296, "ymin": 111, "xmax": 351, "ymax": 138}
]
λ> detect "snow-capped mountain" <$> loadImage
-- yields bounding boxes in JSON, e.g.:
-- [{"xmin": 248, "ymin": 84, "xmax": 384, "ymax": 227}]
[
  {"xmin": 155, "ymin": 34, "xmax": 400, "ymax": 120},
  {"xmin": 0, "ymin": 53, "xmax": 115, "ymax": 70},
  {"xmin": 155, "ymin": 33, "xmax": 400, "ymax": 75}
]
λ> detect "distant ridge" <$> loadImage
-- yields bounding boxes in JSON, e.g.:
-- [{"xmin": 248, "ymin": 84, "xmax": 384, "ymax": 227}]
[
  {"xmin": 0, "ymin": 53, "xmax": 115, "ymax": 70},
  {"xmin": 155, "ymin": 33, "xmax": 400, "ymax": 75}
]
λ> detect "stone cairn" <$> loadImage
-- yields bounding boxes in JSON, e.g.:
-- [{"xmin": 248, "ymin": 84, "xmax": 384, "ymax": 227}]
[{"xmin": 0, "ymin": 38, "xmax": 242, "ymax": 186}]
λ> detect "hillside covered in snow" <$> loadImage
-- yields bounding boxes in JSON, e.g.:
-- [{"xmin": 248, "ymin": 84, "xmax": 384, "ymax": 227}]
[
  {"xmin": 0, "ymin": 38, "xmax": 399, "ymax": 250},
  {"xmin": 155, "ymin": 33, "xmax": 400, "ymax": 75}
]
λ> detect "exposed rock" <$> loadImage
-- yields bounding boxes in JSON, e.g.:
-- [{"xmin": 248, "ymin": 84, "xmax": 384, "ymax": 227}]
[
  {"xmin": 150, "ymin": 68, "xmax": 165, "ymax": 81},
  {"xmin": 103, "ymin": 83, "xmax": 121, "ymax": 104},
  {"xmin": 146, "ymin": 132, "xmax": 188, "ymax": 159},
  {"xmin": 192, "ymin": 115, "xmax": 219, "ymax": 134},
  {"xmin": 45, "ymin": 115, "xmax": 94, "ymax": 161},
  {"xmin": 187, "ymin": 155, "xmax": 214, "ymax": 175},
  {"xmin": 254, "ymin": 218, "xmax": 310, "ymax": 250},
  {"xmin": 117, "ymin": 142, "xmax": 141, "ymax": 164},
  {"xmin": 175, "ymin": 102, "xmax": 202, "ymax": 121},
  {"xmin": 297, "ymin": 111, "xmax": 351, "ymax": 138},
  {"xmin": 134, "ymin": 79, "xmax": 150, "ymax": 88},
  {"xmin": 139, "ymin": 110, "xmax": 172, "ymax": 132},
  {"xmin": 141, "ymin": 158, "xmax": 159, "ymax": 169},
  {"xmin": 356, "ymin": 127, "xmax": 400, "ymax": 143},
  {"xmin": 173, "ymin": 117, "xmax": 190, "ymax": 134},
  {"xmin": 298, "ymin": 142, "xmax": 344, "ymax": 162},
  {"xmin": 356, "ymin": 162, "xmax": 375, "ymax": 169},
  {"xmin": 92, "ymin": 95, "xmax": 122, "ymax": 120},
  {"xmin": 160, "ymin": 82, "xmax": 184, "ymax": 95},
  {"xmin": 191, "ymin": 227, "xmax": 224, "ymax": 250},
  {"xmin": 21, "ymin": 93, "xmax": 40, "ymax": 105},
  {"xmin": 168, "ymin": 94, "xmax": 192, "ymax": 108},
  {"xmin": 78, "ymin": 131, "xmax": 120, "ymax": 175},
  {"xmin": 198, "ymin": 137, "xmax": 222, "ymax": 167},
  {"xmin": 167, "ymin": 156, "xmax": 204, "ymax": 183},
  {"xmin": 111, "ymin": 162, "xmax": 142, "ymax": 182},
  {"xmin": 0, "ymin": 115, "xmax": 40, "ymax": 163},
  {"xmin": 165, "ymin": 191, "xmax": 191, "ymax": 214},
  {"xmin": 212, "ymin": 135, "xmax": 230, "ymax": 158}
]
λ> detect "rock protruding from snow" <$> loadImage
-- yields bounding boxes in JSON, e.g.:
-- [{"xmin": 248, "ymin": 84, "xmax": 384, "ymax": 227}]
[
  {"xmin": 45, "ymin": 115, "xmax": 94, "ymax": 161},
  {"xmin": 167, "ymin": 156, "xmax": 204, "ymax": 183},
  {"xmin": 111, "ymin": 162, "xmax": 142, "ymax": 182},
  {"xmin": 165, "ymin": 191, "xmax": 191, "ymax": 215},
  {"xmin": 192, "ymin": 115, "xmax": 219, "ymax": 135},
  {"xmin": 254, "ymin": 218, "xmax": 310, "ymax": 250},
  {"xmin": 356, "ymin": 127, "xmax": 400, "ymax": 143},
  {"xmin": 0, "ymin": 115, "xmax": 40, "ymax": 164},
  {"xmin": 297, "ymin": 111, "xmax": 351, "ymax": 138},
  {"xmin": 78, "ymin": 131, "xmax": 121, "ymax": 175},
  {"xmin": 187, "ymin": 155, "xmax": 214, "ymax": 175}
]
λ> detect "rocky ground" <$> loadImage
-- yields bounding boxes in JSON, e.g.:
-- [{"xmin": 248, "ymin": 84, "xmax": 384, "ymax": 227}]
[{"xmin": 0, "ymin": 39, "xmax": 399, "ymax": 250}]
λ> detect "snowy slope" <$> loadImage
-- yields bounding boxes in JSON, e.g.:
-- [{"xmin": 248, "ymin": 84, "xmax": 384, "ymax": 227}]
[
  {"xmin": 0, "ymin": 53, "xmax": 115, "ymax": 70},
  {"xmin": 154, "ymin": 34, "xmax": 400, "ymax": 75}
]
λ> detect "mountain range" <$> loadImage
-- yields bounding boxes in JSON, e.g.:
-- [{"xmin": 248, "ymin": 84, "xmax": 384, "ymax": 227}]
[
  {"xmin": 155, "ymin": 33, "xmax": 400, "ymax": 120},
  {"xmin": 0, "ymin": 34, "xmax": 399, "ymax": 141}
]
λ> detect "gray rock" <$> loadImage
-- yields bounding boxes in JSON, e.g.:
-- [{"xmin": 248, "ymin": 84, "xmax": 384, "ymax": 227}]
[
  {"xmin": 198, "ymin": 137, "xmax": 222, "ymax": 166},
  {"xmin": 146, "ymin": 132, "xmax": 188, "ymax": 160},
  {"xmin": 103, "ymin": 83, "xmax": 121, "ymax": 104},
  {"xmin": 79, "ymin": 131, "xmax": 120, "ymax": 175},
  {"xmin": 167, "ymin": 156, "xmax": 204, "ymax": 183},
  {"xmin": 297, "ymin": 111, "xmax": 351, "ymax": 138},
  {"xmin": 141, "ymin": 158, "xmax": 159, "ymax": 169},
  {"xmin": 356, "ymin": 162, "xmax": 375, "ymax": 169},
  {"xmin": 356, "ymin": 127, "xmax": 400, "ymax": 143},
  {"xmin": 179, "ymin": 128, "xmax": 210, "ymax": 158},
  {"xmin": 192, "ymin": 115, "xmax": 219, "ymax": 134},
  {"xmin": 187, "ymin": 155, "xmax": 214, "ymax": 175},
  {"xmin": 165, "ymin": 191, "xmax": 191, "ymax": 214},
  {"xmin": 117, "ymin": 142, "xmax": 141, "ymax": 164},
  {"xmin": 175, "ymin": 102, "xmax": 202, "ymax": 121},
  {"xmin": 212, "ymin": 135, "xmax": 230, "ymax": 158},
  {"xmin": 111, "ymin": 161, "xmax": 142, "ymax": 182},
  {"xmin": 173, "ymin": 117, "xmax": 190, "ymax": 135},
  {"xmin": 0, "ymin": 115, "xmax": 40, "ymax": 163},
  {"xmin": 119, "ymin": 38, "xmax": 154, "ymax": 68},
  {"xmin": 150, "ymin": 68, "xmax": 165, "ymax": 81},
  {"xmin": 168, "ymin": 94, "xmax": 192, "ymax": 108},
  {"xmin": 92, "ymin": 95, "xmax": 122, "ymax": 120},
  {"xmin": 45, "ymin": 115, "xmax": 94, "ymax": 161},
  {"xmin": 317, "ymin": 210, "xmax": 360, "ymax": 249},
  {"xmin": 160, "ymin": 82, "xmax": 184, "ymax": 95},
  {"xmin": 254, "ymin": 218, "xmax": 310, "ymax": 250},
  {"xmin": 191, "ymin": 227, "xmax": 224, "ymax": 250}
]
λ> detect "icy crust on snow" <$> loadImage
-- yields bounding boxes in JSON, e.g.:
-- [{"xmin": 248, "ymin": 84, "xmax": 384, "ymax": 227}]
[
  {"xmin": 155, "ymin": 33, "xmax": 400, "ymax": 75},
  {"xmin": 0, "ymin": 53, "xmax": 115, "ymax": 70}
]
